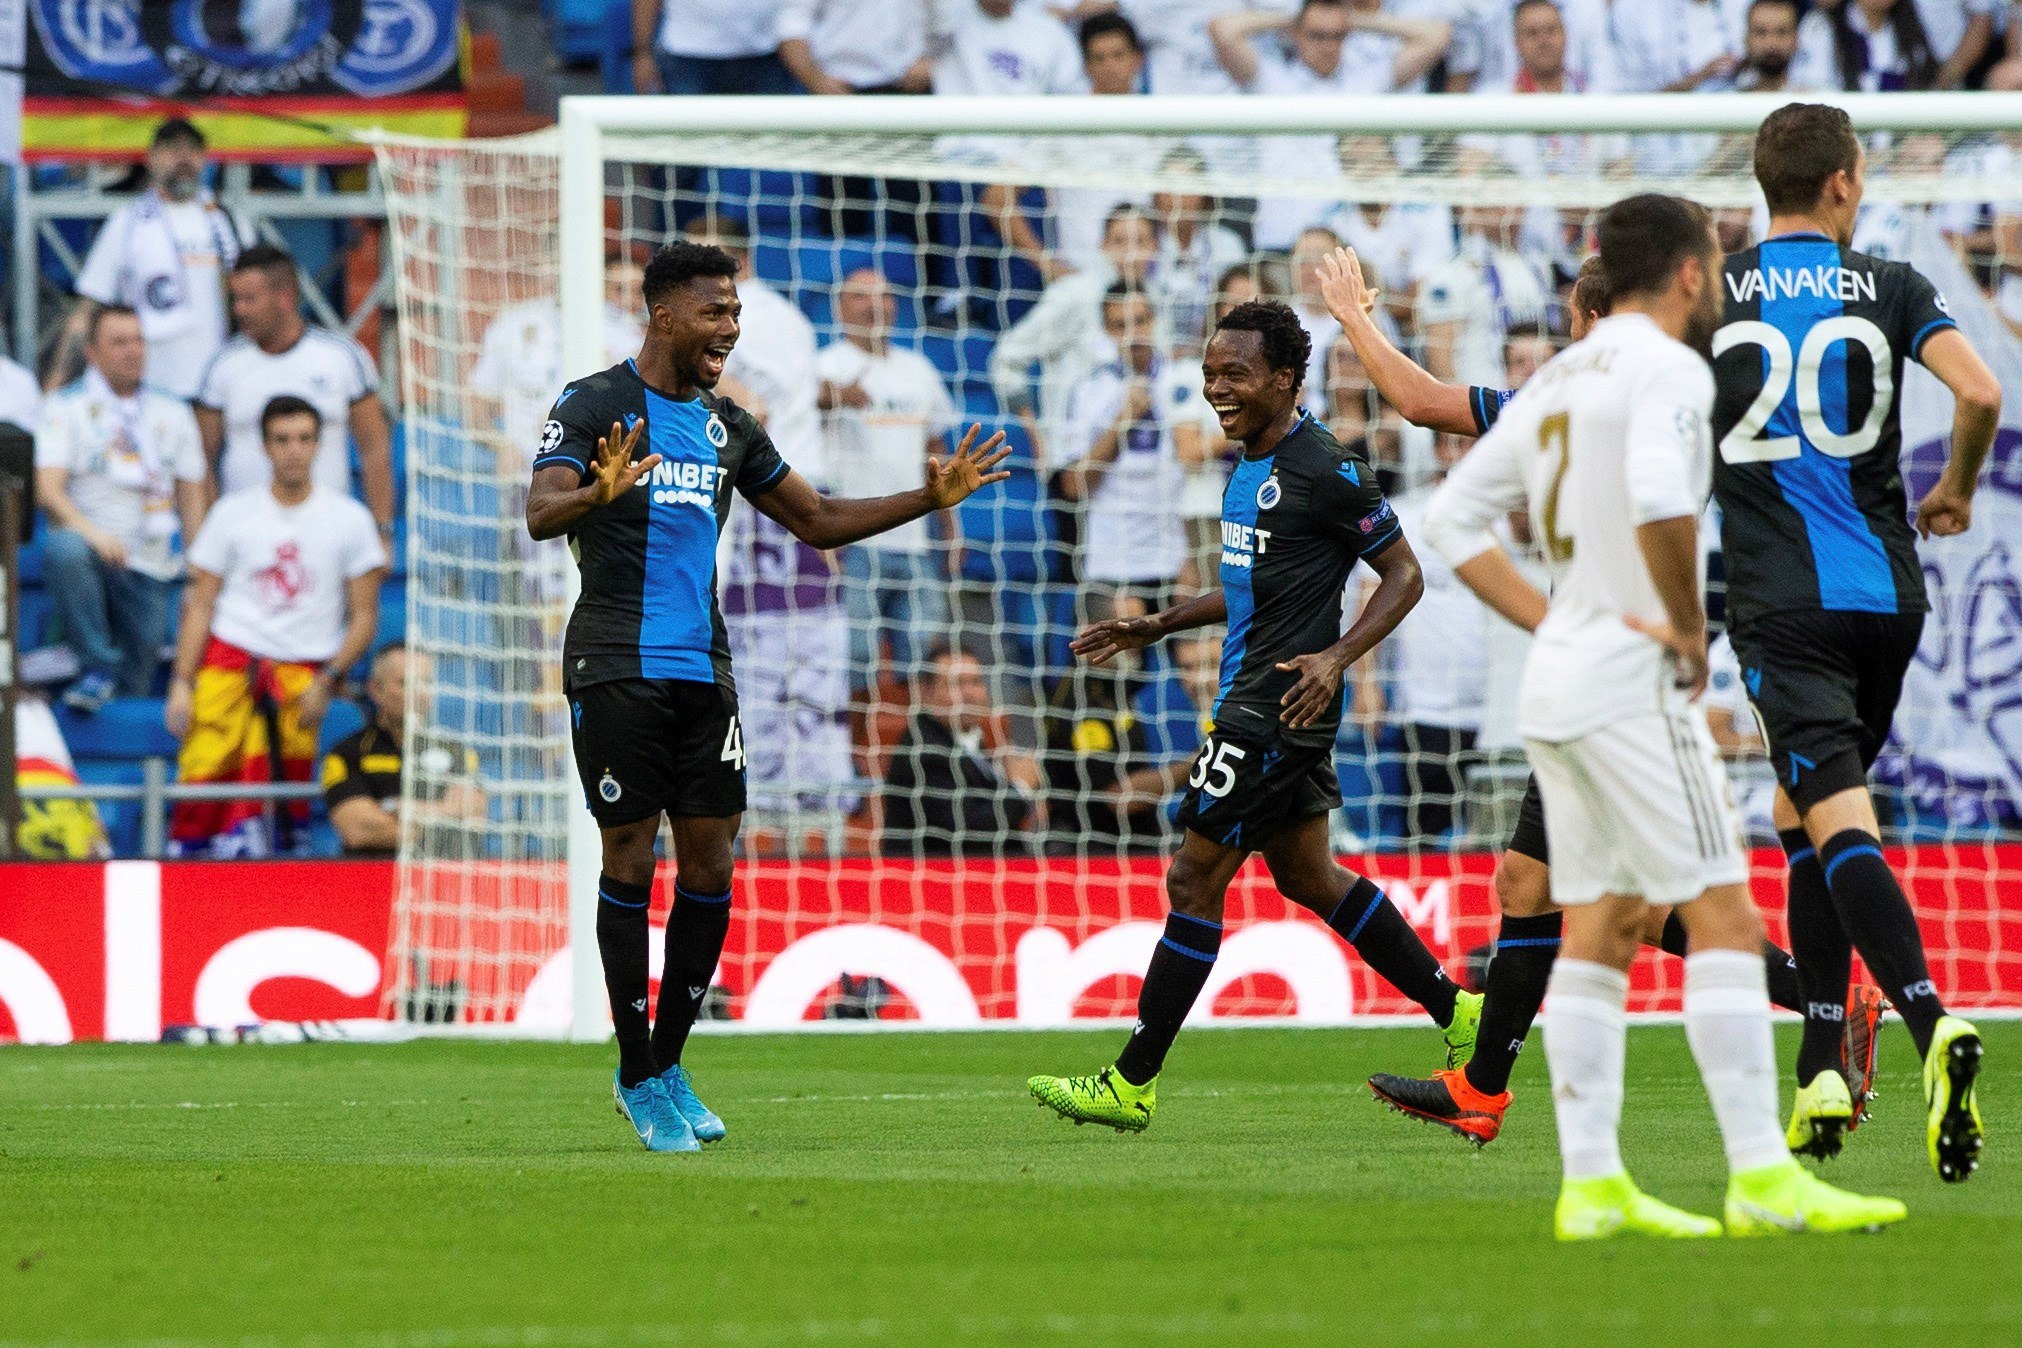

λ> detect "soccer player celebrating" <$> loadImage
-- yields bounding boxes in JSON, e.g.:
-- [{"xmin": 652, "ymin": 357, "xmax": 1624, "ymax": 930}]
[
  {"xmin": 1319, "ymin": 247, "xmax": 1858, "ymax": 1146},
  {"xmin": 1429, "ymin": 193, "xmax": 1904, "ymax": 1237},
  {"xmin": 1028, "ymin": 300, "xmax": 1481, "ymax": 1132},
  {"xmin": 527, "ymin": 242, "xmax": 1010, "ymax": 1152},
  {"xmin": 1716, "ymin": 104, "xmax": 1998, "ymax": 1180}
]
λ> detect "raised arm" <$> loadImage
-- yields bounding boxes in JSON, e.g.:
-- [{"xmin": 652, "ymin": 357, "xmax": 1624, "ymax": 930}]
[
  {"xmin": 525, "ymin": 420, "xmax": 660, "ymax": 540},
  {"xmin": 1207, "ymin": 9, "xmax": 1286, "ymax": 88},
  {"xmin": 754, "ymin": 423, "xmax": 1009, "ymax": 550},
  {"xmin": 1350, "ymin": 8, "xmax": 1452, "ymax": 88},
  {"xmin": 1913, "ymin": 327, "xmax": 2003, "ymax": 537},
  {"xmin": 1319, "ymin": 248, "xmax": 1484, "ymax": 437}
]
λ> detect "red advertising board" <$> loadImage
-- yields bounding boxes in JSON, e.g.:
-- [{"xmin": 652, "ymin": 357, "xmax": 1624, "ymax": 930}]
[{"xmin": 1, "ymin": 849, "xmax": 2016, "ymax": 1042}]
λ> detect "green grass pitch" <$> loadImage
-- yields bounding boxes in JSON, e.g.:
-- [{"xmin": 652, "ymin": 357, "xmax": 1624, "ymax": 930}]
[{"xmin": 1, "ymin": 1022, "xmax": 2015, "ymax": 1347}]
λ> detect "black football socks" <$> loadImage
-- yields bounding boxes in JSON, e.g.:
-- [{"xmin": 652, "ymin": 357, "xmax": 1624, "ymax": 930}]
[
  {"xmin": 1655, "ymin": 910, "xmax": 1804, "ymax": 1015},
  {"xmin": 1779, "ymin": 828, "xmax": 1855, "ymax": 1083},
  {"xmin": 596, "ymin": 874, "xmax": 656, "ymax": 1088},
  {"xmin": 1819, "ymin": 829, "xmax": 1944, "ymax": 1056},
  {"xmin": 1463, "ymin": 911, "xmax": 1562, "ymax": 1096},
  {"xmin": 1115, "ymin": 912, "xmax": 1222, "ymax": 1086},
  {"xmin": 652, "ymin": 883, "xmax": 733, "ymax": 1069},
  {"xmin": 1328, "ymin": 876, "xmax": 1459, "ymax": 1027}
]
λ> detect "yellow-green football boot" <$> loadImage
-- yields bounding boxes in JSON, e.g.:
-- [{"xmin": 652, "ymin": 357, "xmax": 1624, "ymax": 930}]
[
  {"xmin": 1444, "ymin": 989, "xmax": 1485, "ymax": 1069},
  {"xmin": 1553, "ymin": 1172, "xmax": 1721, "ymax": 1241},
  {"xmin": 1923, "ymin": 1015, "xmax": 1984, "ymax": 1183},
  {"xmin": 1724, "ymin": 1159, "xmax": 1907, "ymax": 1235},
  {"xmin": 1029, "ymin": 1066, "xmax": 1155, "ymax": 1133},
  {"xmin": 1787, "ymin": 1069, "xmax": 1857, "ymax": 1160}
]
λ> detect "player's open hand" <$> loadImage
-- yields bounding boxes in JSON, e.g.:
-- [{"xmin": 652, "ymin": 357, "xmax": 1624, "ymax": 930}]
[
  {"xmin": 1276, "ymin": 651, "xmax": 1349, "ymax": 729},
  {"xmin": 1622, "ymin": 614, "xmax": 1708, "ymax": 700},
  {"xmin": 1317, "ymin": 247, "xmax": 1381, "ymax": 327},
  {"xmin": 586, "ymin": 420, "xmax": 660, "ymax": 507},
  {"xmin": 1915, "ymin": 480, "xmax": 1974, "ymax": 538},
  {"xmin": 1071, "ymin": 615, "xmax": 1164, "ymax": 665},
  {"xmin": 926, "ymin": 424, "xmax": 1013, "ymax": 508}
]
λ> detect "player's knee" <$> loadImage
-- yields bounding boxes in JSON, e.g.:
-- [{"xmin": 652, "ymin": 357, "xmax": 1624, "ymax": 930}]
[
  {"xmin": 599, "ymin": 818, "xmax": 659, "ymax": 886},
  {"xmin": 1271, "ymin": 859, "xmax": 1347, "ymax": 915},
  {"xmin": 1165, "ymin": 856, "xmax": 1220, "ymax": 919},
  {"xmin": 1494, "ymin": 853, "xmax": 1553, "ymax": 918},
  {"xmin": 1676, "ymin": 885, "xmax": 1762, "ymax": 952}
]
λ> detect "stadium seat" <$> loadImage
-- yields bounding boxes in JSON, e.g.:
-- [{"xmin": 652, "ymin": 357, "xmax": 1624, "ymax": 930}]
[
  {"xmin": 17, "ymin": 530, "xmax": 44, "ymax": 585},
  {"xmin": 316, "ymin": 700, "xmax": 368, "ymax": 760},
  {"xmin": 376, "ymin": 576, "xmax": 408, "ymax": 649},
  {"xmin": 55, "ymin": 697, "xmax": 178, "ymax": 763},
  {"xmin": 74, "ymin": 758, "xmax": 147, "ymax": 859}
]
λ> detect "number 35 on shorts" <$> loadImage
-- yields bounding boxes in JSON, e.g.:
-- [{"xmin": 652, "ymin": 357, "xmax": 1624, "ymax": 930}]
[
  {"xmin": 1189, "ymin": 736, "xmax": 1247, "ymax": 798},
  {"xmin": 720, "ymin": 716, "xmax": 746, "ymax": 772}
]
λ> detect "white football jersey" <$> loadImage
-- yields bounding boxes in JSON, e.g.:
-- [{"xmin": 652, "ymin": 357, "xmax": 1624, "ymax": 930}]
[{"xmin": 1422, "ymin": 312, "xmax": 1716, "ymax": 742}]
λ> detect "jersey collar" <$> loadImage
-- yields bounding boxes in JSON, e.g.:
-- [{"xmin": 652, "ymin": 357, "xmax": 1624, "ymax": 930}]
[{"xmin": 1764, "ymin": 229, "xmax": 1835, "ymax": 243}]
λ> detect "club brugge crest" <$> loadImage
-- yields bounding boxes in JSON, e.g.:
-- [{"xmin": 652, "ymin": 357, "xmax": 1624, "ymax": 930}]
[
  {"xmin": 1256, "ymin": 477, "xmax": 1282, "ymax": 510},
  {"xmin": 33, "ymin": 1, "xmax": 456, "ymax": 98},
  {"xmin": 705, "ymin": 413, "xmax": 729, "ymax": 449},
  {"xmin": 598, "ymin": 772, "xmax": 622, "ymax": 803}
]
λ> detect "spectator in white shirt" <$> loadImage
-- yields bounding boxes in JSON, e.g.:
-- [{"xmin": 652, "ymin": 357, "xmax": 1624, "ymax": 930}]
[
  {"xmin": 684, "ymin": 214, "xmax": 826, "ymax": 484},
  {"xmin": 817, "ymin": 268, "xmax": 961, "ymax": 691},
  {"xmin": 1725, "ymin": 0, "xmax": 1818, "ymax": 89},
  {"xmin": 1989, "ymin": 0, "xmax": 2022, "ymax": 89},
  {"xmin": 1211, "ymin": 0, "xmax": 1453, "ymax": 250},
  {"xmin": 53, "ymin": 119, "xmax": 244, "ymax": 399},
  {"xmin": 0, "ymin": 353, "xmax": 38, "ymax": 431},
  {"xmin": 1289, "ymin": 225, "xmax": 1349, "ymax": 419},
  {"xmin": 1614, "ymin": 0, "xmax": 1740, "ymax": 92},
  {"xmin": 166, "ymin": 395, "xmax": 387, "ymax": 858},
  {"xmin": 989, "ymin": 203, "xmax": 1164, "ymax": 463},
  {"xmin": 195, "ymin": 245, "xmax": 394, "ymax": 535},
  {"xmin": 1147, "ymin": 146, "xmax": 1248, "ymax": 356},
  {"xmin": 1056, "ymin": 283, "xmax": 1215, "ymax": 618},
  {"xmin": 1415, "ymin": 201, "xmax": 1551, "ymax": 389},
  {"xmin": 1444, "ymin": 0, "xmax": 1616, "ymax": 91},
  {"xmin": 776, "ymin": 0, "xmax": 933, "ymax": 92},
  {"xmin": 1052, "ymin": 13, "xmax": 1173, "ymax": 276},
  {"xmin": 35, "ymin": 306, "xmax": 207, "ymax": 709},
  {"xmin": 1916, "ymin": 0, "xmax": 1998, "ymax": 87},
  {"xmin": 1797, "ymin": 0, "xmax": 1940, "ymax": 89},
  {"xmin": 469, "ymin": 255, "xmax": 646, "ymax": 452},
  {"xmin": 632, "ymin": 0, "xmax": 794, "ymax": 94},
  {"xmin": 932, "ymin": 0, "xmax": 1092, "ymax": 281}
]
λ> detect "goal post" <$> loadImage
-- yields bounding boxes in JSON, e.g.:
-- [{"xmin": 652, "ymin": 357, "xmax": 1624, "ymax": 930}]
[{"xmin": 373, "ymin": 92, "xmax": 2022, "ymax": 1039}]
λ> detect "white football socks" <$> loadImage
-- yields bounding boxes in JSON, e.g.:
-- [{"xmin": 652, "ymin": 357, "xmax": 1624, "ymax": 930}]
[
  {"xmin": 1683, "ymin": 948, "xmax": 1790, "ymax": 1175},
  {"xmin": 1543, "ymin": 958, "xmax": 1630, "ymax": 1181}
]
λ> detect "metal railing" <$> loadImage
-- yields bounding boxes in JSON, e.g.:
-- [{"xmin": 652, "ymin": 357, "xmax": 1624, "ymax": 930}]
[{"xmin": 20, "ymin": 765, "xmax": 322, "ymax": 859}]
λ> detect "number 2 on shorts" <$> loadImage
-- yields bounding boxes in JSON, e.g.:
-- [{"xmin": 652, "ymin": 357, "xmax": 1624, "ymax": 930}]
[{"xmin": 1189, "ymin": 737, "xmax": 1247, "ymax": 799}]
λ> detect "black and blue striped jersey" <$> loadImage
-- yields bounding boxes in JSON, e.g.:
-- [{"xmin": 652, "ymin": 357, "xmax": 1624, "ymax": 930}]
[
  {"xmin": 1214, "ymin": 414, "xmax": 1402, "ymax": 745},
  {"xmin": 532, "ymin": 359, "xmax": 790, "ymax": 693},
  {"xmin": 1711, "ymin": 232, "xmax": 1955, "ymax": 627},
  {"xmin": 1468, "ymin": 384, "xmax": 1516, "ymax": 436}
]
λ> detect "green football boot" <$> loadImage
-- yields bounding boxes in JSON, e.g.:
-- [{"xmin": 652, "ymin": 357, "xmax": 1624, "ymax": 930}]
[{"xmin": 1029, "ymin": 1066, "xmax": 1155, "ymax": 1133}]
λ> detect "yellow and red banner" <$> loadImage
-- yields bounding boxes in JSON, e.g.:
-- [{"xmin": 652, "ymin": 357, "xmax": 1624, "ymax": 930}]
[{"xmin": 21, "ymin": 1, "xmax": 466, "ymax": 163}]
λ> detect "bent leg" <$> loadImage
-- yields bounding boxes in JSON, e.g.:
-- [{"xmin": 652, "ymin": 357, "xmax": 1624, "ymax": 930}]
[
  {"xmin": 1112, "ymin": 828, "xmax": 1249, "ymax": 1084},
  {"xmin": 1464, "ymin": 849, "xmax": 1562, "ymax": 1094}
]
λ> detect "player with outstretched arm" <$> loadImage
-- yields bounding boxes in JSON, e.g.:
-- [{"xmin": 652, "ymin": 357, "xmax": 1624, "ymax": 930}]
[
  {"xmin": 1027, "ymin": 300, "xmax": 1482, "ymax": 1131},
  {"xmin": 1426, "ymin": 193, "xmax": 1904, "ymax": 1237},
  {"xmin": 526, "ymin": 241, "xmax": 1010, "ymax": 1152}
]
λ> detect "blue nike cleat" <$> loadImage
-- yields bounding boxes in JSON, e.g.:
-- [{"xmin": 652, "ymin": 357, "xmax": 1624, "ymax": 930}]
[
  {"xmin": 658, "ymin": 1063, "xmax": 726, "ymax": 1143},
  {"xmin": 613, "ymin": 1072, "xmax": 699, "ymax": 1153}
]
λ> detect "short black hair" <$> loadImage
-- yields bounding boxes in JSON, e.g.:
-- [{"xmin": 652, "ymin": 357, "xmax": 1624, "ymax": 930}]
[
  {"xmin": 233, "ymin": 242, "xmax": 298, "ymax": 291},
  {"xmin": 151, "ymin": 117, "xmax": 204, "ymax": 150},
  {"xmin": 1754, "ymin": 103, "xmax": 1861, "ymax": 215},
  {"xmin": 1596, "ymin": 194, "xmax": 1714, "ymax": 302},
  {"xmin": 1102, "ymin": 201, "xmax": 1155, "ymax": 241},
  {"xmin": 1079, "ymin": 10, "xmax": 1143, "ymax": 54},
  {"xmin": 1214, "ymin": 300, "xmax": 1312, "ymax": 392},
  {"xmin": 1570, "ymin": 254, "xmax": 1613, "ymax": 319},
  {"xmin": 1746, "ymin": 0, "xmax": 1799, "ymax": 18},
  {"xmin": 1513, "ymin": 0, "xmax": 1561, "ymax": 20},
  {"xmin": 1102, "ymin": 280, "xmax": 1151, "ymax": 308},
  {"xmin": 86, "ymin": 304, "xmax": 140, "ymax": 344},
  {"xmin": 643, "ymin": 241, "xmax": 739, "ymax": 310},
  {"xmin": 261, "ymin": 393, "xmax": 321, "ymax": 439}
]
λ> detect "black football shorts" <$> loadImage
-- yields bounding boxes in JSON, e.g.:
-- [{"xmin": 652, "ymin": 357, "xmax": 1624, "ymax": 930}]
[
  {"xmin": 569, "ymin": 678, "xmax": 746, "ymax": 826},
  {"xmin": 1727, "ymin": 609, "xmax": 1924, "ymax": 813},
  {"xmin": 1505, "ymin": 773, "xmax": 1550, "ymax": 864},
  {"xmin": 1172, "ymin": 718, "xmax": 1341, "ymax": 852}
]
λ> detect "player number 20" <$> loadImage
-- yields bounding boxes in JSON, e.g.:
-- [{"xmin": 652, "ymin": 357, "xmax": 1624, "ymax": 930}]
[
  {"xmin": 1189, "ymin": 738, "xmax": 1247, "ymax": 799},
  {"xmin": 1713, "ymin": 317, "xmax": 1894, "ymax": 464},
  {"xmin": 720, "ymin": 717, "xmax": 746, "ymax": 772}
]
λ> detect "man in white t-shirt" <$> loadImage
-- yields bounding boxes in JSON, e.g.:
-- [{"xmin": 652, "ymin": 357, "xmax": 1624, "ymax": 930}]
[
  {"xmin": 1423, "ymin": 195, "xmax": 1904, "ymax": 1237},
  {"xmin": 1416, "ymin": 201, "xmax": 1552, "ymax": 389},
  {"xmin": 35, "ymin": 306, "xmax": 207, "ymax": 709},
  {"xmin": 1057, "ymin": 283, "xmax": 1215, "ymax": 619},
  {"xmin": 1211, "ymin": 0, "xmax": 1453, "ymax": 249},
  {"xmin": 194, "ymin": 244, "xmax": 393, "ymax": 535},
  {"xmin": 166, "ymin": 394, "xmax": 387, "ymax": 858},
  {"xmin": 1444, "ymin": 0, "xmax": 1617, "ymax": 91},
  {"xmin": 55, "ymin": 119, "xmax": 244, "ymax": 400},
  {"xmin": 1148, "ymin": 146, "xmax": 1249, "ymax": 356},
  {"xmin": 817, "ymin": 268, "xmax": 961, "ymax": 691},
  {"xmin": 631, "ymin": 0, "xmax": 794, "ymax": 94},
  {"xmin": 684, "ymin": 215, "xmax": 826, "ymax": 485},
  {"xmin": 776, "ymin": 0, "xmax": 933, "ymax": 92},
  {"xmin": 0, "ymin": 352, "xmax": 38, "ymax": 431},
  {"xmin": 469, "ymin": 256, "xmax": 646, "ymax": 451}
]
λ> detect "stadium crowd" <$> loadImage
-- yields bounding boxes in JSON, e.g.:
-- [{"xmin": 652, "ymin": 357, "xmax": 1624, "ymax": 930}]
[{"xmin": 5, "ymin": 0, "xmax": 2022, "ymax": 861}]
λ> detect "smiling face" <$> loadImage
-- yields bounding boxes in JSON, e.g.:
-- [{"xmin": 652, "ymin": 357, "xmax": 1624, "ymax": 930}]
[
  {"xmin": 656, "ymin": 274, "xmax": 741, "ymax": 390},
  {"xmin": 1202, "ymin": 328, "xmax": 1298, "ymax": 446}
]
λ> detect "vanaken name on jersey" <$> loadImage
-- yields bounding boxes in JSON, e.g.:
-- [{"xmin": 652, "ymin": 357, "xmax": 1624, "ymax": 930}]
[{"xmin": 1725, "ymin": 262, "xmax": 1881, "ymax": 305}]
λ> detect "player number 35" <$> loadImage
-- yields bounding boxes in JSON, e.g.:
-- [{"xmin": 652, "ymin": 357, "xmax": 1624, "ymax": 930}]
[
  {"xmin": 1189, "ymin": 738, "xmax": 1247, "ymax": 799},
  {"xmin": 1713, "ymin": 316, "xmax": 1893, "ymax": 463}
]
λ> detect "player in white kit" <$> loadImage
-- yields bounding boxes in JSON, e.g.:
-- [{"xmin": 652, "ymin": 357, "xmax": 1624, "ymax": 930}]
[{"xmin": 1424, "ymin": 194, "xmax": 1906, "ymax": 1240}]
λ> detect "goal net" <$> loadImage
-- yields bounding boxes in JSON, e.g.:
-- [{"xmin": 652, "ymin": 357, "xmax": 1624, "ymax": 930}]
[{"xmin": 371, "ymin": 93, "xmax": 2022, "ymax": 1036}]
